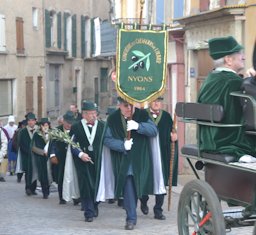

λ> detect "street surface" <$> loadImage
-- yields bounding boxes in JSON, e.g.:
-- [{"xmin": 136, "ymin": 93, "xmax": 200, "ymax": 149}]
[{"xmin": 0, "ymin": 174, "xmax": 254, "ymax": 235}]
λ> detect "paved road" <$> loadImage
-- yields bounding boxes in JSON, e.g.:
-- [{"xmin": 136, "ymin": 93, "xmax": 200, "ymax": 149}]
[{"xmin": 0, "ymin": 174, "xmax": 254, "ymax": 235}]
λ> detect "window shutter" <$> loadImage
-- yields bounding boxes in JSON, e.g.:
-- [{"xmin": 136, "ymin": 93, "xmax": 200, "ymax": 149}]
[
  {"xmin": 0, "ymin": 14, "xmax": 6, "ymax": 51},
  {"xmin": 64, "ymin": 12, "xmax": 68, "ymax": 51},
  {"xmin": 16, "ymin": 17, "xmax": 25, "ymax": 54},
  {"xmin": 81, "ymin": 15, "xmax": 85, "ymax": 58},
  {"xmin": 57, "ymin": 12, "xmax": 62, "ymax": 49},
  {"xmin": 72, "ymin": 14, "xmax": 77, "ymax": 57},
  {"xmin": 45, "ymin": 10, "xmax": 51, "ymax": 48},
  {"xmin": 91, "ymin": 18, "xmax": 95, "ymax": 56}
]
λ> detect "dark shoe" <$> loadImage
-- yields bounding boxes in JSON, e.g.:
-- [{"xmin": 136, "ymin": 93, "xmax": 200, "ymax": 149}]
[
  {"xmin": 154, "ymin": 214, "xmax": 166, "ymax": 220},
  {"xmin": 17, "ymin": 178, "xmax": 21, "ymax": 183},
  {"xmin": 31, "ymin": 191, "xmax": 38, "ymax": 195},
  {"xmin": 0, "ymin": 177, "xmax": 6, "ymax": 182},
  {"xmin": 85, "ymin": 217, "xmax": 93, "ymax": 222},
  {"xmin": 26, "ymin": 189, "xmax": 32, "ymax": 196},
  {"xmin": 73, "ymin": 198, "xmax": 80, "ymax": 206},
  {"xmin": 108, "ymin": 199, "xmax": 115, "ymax": 204},
  {"xmin": 43, "ymin": 194, "xmax": 48, "ymax": 199},
  {"xmin": 94, "ymin": 207, "xmax": 99, "ymax": 217},
  {"xmin": 117, "ymin": 198, "xmax": 124, "ymax": 207},
  {"xmin": 59, "ymin": 199, "xmax": 66, "ymax": 205},
  {"xmin": 125, "ymin": 222, "xmax": 134, "ymax": 230},
  {"xmin": 140, "ymin": 204, "xmax": 149, "ymax": 215}
]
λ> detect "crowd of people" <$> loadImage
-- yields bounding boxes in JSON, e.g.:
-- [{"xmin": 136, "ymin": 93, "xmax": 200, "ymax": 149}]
[{"xmin": 0, "ymin": 99, "xmax": 178, "ymax": 230}]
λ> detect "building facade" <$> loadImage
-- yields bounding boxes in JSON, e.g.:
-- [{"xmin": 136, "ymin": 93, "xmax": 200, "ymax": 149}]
[{"xmin": 0, "ymin": 0, "xmax": 114, "ymax": 123}]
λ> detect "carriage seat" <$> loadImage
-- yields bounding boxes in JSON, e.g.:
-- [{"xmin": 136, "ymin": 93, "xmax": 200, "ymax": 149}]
[
  {"xmin": 176, "ymin": 102, "xmax": 239, "ymax": 164},
  {"xmin": 181, "ymin": 144, "xmax": 237, "ymax": 164}
]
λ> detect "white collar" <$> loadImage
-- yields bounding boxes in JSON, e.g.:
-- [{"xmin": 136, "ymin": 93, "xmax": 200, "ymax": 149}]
[{"xmin": 215, "ymin": 67, "xmax": 237, "ymax": 74}]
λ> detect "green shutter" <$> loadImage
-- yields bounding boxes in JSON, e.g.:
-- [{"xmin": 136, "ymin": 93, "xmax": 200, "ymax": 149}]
[
  {"xmin": 91, "ymin": 18, "xmax": 95, "ymax": 56},
  {"xmin": 81, "ymin": 15, "xmax": 85, "ymax": 58},
  {"xmin": 45, "ymin": 10, "xmax": 51, "ymax": 48},
  {"xmin": 63, "ymin": 12, "xmax": 68, "ymax": 51},
  {"xmin": 72, "ymin": 14, "xmax": 77, "ymax": 57},
  {"xmin": 57, "ymin": 12, "xmax": 62, "ymax": 49}
]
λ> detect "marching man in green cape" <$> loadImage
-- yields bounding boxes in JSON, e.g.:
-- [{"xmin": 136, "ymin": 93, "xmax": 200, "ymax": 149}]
[
  {"xmin": 96, "ymin": 97, "xmax": 158, "ymax": 230},
  {"xmin": 71, "ymin": 101, "xmax": 105, "ymax": 222},
  {"xmin": 140, "ymin": 96, "xmax": 178, "ymax": 220},
  {"xmin": 198, "ymin": 36, "xmax": 256, "ymax": 161}
]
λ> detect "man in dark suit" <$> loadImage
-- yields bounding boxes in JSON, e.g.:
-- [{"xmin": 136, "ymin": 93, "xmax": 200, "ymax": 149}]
[{"xmin": 19, "ymin": 113, "xmax": 38, "ymax": 195}]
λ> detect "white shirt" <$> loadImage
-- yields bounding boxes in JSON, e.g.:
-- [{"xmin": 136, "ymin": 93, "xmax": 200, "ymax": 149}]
[
  {"xmin": 4, "ymin": 124, "xmax": 18, "ymax": 139},
  {"xmin": 0, "ymin": 129, "xmax": 8, "ymax": 163}
]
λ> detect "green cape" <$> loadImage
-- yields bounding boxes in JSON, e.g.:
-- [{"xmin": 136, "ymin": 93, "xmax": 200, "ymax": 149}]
[
  {"xmin": 71, "ymin": 120, "xmax": 105, "ymax": 199},
  {"xmin": 98, "ymin": 108, "xmax": 154, "ymax": 199},
  {"xmin": 198, "ymin": 71, "xmax": 256, "ymax": 160}
]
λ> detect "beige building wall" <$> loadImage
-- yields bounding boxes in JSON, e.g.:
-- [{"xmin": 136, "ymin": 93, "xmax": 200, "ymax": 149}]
[
  {"xmin": 0, "ymin": 0, "xmax": 45, "ymax": 123},
  {"xmin": 0, "ymin": 0, "xmax": 113, "ymax": 124}
]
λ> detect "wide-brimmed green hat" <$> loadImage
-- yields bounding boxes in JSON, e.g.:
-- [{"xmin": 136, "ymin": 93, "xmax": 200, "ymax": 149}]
[
  {"xmin": 26, "ymin": 112, "xmax": 37, "ymax": 120},
  {"xmin": 63, "ymin": 111, "xmax": 75, "ymax": 124},
  {"xmin": 82, "ymin": 101, "xmax": 97, "ymax": 111},
  {"xmin": 39, "ymin": 117, "xmax": 50, "ymax": 125},
  {"xmin": 208, "ymin": 36, "xmax": 243, "ymax": 60}
]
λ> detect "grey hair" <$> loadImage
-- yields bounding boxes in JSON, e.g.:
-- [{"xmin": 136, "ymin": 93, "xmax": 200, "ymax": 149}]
[{"xmin": 213, "ymin": 57, "xmax": 225, "ymax": 68}]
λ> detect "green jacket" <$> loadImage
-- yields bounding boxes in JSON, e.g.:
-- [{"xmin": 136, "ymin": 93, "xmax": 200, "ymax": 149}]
[{"xmin": 198, "ymin": 70, "xmax": 256, "ymax": 160}]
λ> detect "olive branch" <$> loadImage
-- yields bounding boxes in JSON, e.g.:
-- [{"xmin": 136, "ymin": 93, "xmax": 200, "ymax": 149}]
[{"xmin": 128, "ymin": 50, "xmax": 151, "ymax": 71}]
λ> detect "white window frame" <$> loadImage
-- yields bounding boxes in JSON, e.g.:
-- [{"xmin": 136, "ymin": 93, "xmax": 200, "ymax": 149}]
[
  {"xmin": 32, "ymin": 7, "xmax": 38, "ymax": 29},
  {"xmin": 0, "ymin": 14, "xmax": 6, "ymax": 52},
  {"xmin": 66, "ymin": 15, "xmax": 72, "ymax": 55}
]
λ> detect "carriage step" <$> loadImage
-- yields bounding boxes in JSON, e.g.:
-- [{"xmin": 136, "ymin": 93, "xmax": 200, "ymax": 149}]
[{"xmin": 223, "ymin": 208, "xmax": 256, "ymax": 228}]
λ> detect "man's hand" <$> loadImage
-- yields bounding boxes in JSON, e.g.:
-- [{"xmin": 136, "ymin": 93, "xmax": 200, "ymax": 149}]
[
  {"xmin": 50, "ymin": 156, "xmax": 59, "ymax": 165},
  {"xmin": 171, "ymin": 132, "xmax": 178, "ymax": 142},
  {"xmin": 245, "ymin": 67, "xmax": 256, "ymax": 77},
  {"xmin": 80, "ymin": 153, "xmax": 93, "ymax": 163},
  {"xmin": 124, "ymin": 138, "xmax": 133, "ymax": 151},
  {"xmin": 127, "ymin": 120, "xmax": 139, "ymax": 131}
]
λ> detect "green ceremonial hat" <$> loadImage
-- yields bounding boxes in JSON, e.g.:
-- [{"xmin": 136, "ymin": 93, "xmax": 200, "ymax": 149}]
[
  {"xmin": 82, "ymin": 101, "xmax": 97, "ymax": 111},
  {"xmin": 26, "ymin": 112, "xmax": 37, "ymax": 120},
  {"xmin": 39, "ymin": 117, "xmax": 50, "ymax": 125},
  {"xmin": 63, "ymin": 111, "xmax": 75, "ymax": 124},
  {"xmin": 117, "ymin": 96, "xmax": 128, "ymax": 104},
  {"xmin": 208, "ymin": 36, "xmax": 243, "ymax": 60}
]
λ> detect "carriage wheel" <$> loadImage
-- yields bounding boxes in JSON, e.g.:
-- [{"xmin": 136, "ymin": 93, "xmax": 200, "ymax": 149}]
[{"xmin": 177, "ymin": 179, "xmax": 225, "ymax": 235}]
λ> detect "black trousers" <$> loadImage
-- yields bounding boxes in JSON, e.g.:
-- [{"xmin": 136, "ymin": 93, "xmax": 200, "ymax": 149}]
[{"xmin": 140, "ymin": 194, "xmax": 165, "ymax": 216}]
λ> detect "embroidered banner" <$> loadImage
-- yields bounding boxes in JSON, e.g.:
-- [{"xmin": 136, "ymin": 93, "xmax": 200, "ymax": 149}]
[{"xmin": 116, "ymin": 29, "xmax": 167, "ymax": 105}]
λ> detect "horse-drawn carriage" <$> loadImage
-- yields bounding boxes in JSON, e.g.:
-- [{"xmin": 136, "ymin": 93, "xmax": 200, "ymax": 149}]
[{"xmin": 175, "ymin": 76, "xmax": 256, "ymax": 235}]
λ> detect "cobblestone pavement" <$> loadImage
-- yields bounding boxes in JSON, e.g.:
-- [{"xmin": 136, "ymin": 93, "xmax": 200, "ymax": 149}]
[{"xmin": 0, "ymin": 174, "xmax": 254, "ymax": 235}]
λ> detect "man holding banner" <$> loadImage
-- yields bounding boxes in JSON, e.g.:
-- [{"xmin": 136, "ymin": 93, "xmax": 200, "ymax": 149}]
[
  {"xmin": 99, "ymin": 97, "xmax": 157, "ymax": 230},
  {"xmin": 96, "ymin": 25, "xmax": 168, "ymax": 230}
]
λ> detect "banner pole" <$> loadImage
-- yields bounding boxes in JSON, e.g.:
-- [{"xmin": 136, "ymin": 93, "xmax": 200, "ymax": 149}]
[{"xmin": 127, "ymin": 0, "xmax": 145, "ymax": 140}]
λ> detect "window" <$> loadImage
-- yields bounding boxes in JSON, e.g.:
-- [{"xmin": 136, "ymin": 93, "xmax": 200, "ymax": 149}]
[
  {"xmin": 100, "ymin": 68, "xmax": 108, "ymax": 92},
  {"xmin": 81, "ymin": 16, "xmax": 91, "ymax": 58},
  {"xmin": 32, "ymin": 7, "xmax": 38, "ymax": 28},
  {"xmin": 50, "ymin": 11, "xmax": 57, "ymax": 47},
  {"xmin": 45, "ymin": 10, "xmax": 58, "ymax": 48},
  {"xmin": 64, "ymin": 13, "xmax": 72, "ymax": 55},
  {"xmin": 0, "ymin": 14, "xmax": 6, "ymax": 52},
  {"xmin": 16, "ymin": 17, "xmax": 25, "ymax": 54},
  {"xmin": 0, "ymin": 79, "xmax": 13, "ymax": 116}
]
